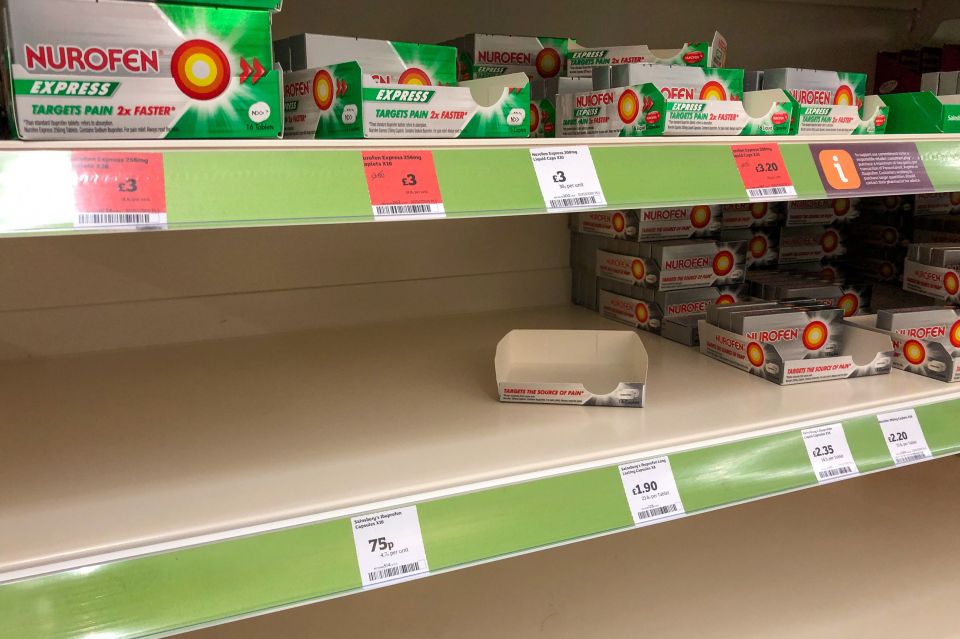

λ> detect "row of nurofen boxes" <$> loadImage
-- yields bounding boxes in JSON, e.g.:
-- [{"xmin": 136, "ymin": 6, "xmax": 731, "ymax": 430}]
[{"xmin": 903, "ymin": 242, "xmax": 960, "ymax": 304}]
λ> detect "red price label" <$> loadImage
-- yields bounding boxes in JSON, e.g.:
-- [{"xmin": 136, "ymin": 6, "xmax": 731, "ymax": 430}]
[
  {"xmin": 71, "ymin": 152, "xmax": 166, "ymax": 227},
  {"xmin": 731, "ymin": 143, "xmax": 796, "ymax": 200},
  {"xmin": 362, "ymin": 150, "xmax": 445, "ymax": 220}
]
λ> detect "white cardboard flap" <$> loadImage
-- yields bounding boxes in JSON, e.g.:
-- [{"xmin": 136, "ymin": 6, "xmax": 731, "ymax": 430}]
[
  {"xmin": 461, "ymin": 73, "xmax": 529, "ymax": 107},
  {"xmin": 495, "ymin": 330, "xmax": 648, "ymax": 407},
  {"xmin": 742, "ymin": 89, "xmax": 790, "ymax": 118}
]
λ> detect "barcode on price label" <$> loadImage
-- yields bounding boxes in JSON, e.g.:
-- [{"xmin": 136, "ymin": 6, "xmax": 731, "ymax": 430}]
[
  {"xmin": 877, "ymin": 409, "xmax": 932, "ymax": 467},
  {"xmin": 76, "ymin": 212, "xmax": 166, "ymax": 227},
  {"xmin": 548, "ymin": 195, "xmax": 602, "ymax": 208},
  {"xmin": 801, "ymin": 424, "xmax": 859, "ymax": 484},
  {"xmin": 895, "ymin": 451, "xmax": 930, "ymax": 465},
  {"xmin": 530, "ymin": 146, "xmax": 608, "ymax": 212},
  {"xmin": 619, "ymin": 457, "xmax": 685, "ymax": 526},
  {"xmin": 351, "ymin": 506, "xmax": 429, "ymax": 588},
  {"xmin": 746, "ymin": 186, "xmax": 797, "ymax": 199},
  {"xmin": 372, "ymin": 203, "xmax": 444, "ymax": 218}
]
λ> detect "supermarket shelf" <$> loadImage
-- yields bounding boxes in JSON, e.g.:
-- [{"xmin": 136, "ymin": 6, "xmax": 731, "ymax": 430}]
[
  {"xmin": 1, "ymin": 134, "xmax": 960, "ymax": 236},
  {"xmin": 185, "ymin": 457, "xmax": 960, "ymax": 639},
  {"xmin": 1, "ymin": 304, "xmax": 959, "ymax": 638}
]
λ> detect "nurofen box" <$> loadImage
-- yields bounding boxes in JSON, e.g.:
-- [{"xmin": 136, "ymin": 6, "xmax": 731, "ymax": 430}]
[
  {"xmin": 720, "ymin": 201, "xmax": 783, "ymax": 229},
  {"xmin": 285, "ymin": 34, "xmax": 456, "ymax": 85},
  {"xmin": 778, "ymin": 225, "xmax": 846, "ymax": 264},
  {"xmin": 1, "ymin": 0, "xmax": 283, "ymax": 139},
  {"xmin": 761, "ymin": 68, "xmax": 887, "ymax": 135},
  {"xmin": 596, "ymin": 239, "xmax": 747, "ymax": 291},
  {"xmin": 530, "ymin": 76, "xmax": 592, "ymax": 137},
  {"xmin": 598, "ymin": 284, "xmax": 746, "ymax": 334},
  {"xmin": 283, "ymin": 64, "xmax": 529, "ymax": 138},
  {"xmin": 610, "ymin": 65, "xmax": 743, "ymax": 101},
  {"xmin": 573, "ymin": 210, "xmax": 640, "ymax": 240},
  {"xmin": 876, "ymin": 306, "xmax": 960, "ymax": 339},
  {"xmin": 731, "ymin": 308, "xmax": 845, "ymax": 361},
  {"xmin": 567, "ymin": 32, "xmax": 728, "ymax": 79},
  {"xmin": 632, "ymin": 205, "xmax": 721, "ymax": 240},
  {"xmin": 558, "ymin": 85, "xmax": 795, "ymax": 137},
  {"xmin": 721, "ymin": 227, "xmax": 779, "ymax": 268},
  {"xmin": 699, "ymin": 318, "xmax": 892, "ymax": 385},
  {"xmin": 846, "ymin": 314, "xmax": 960, "ymax": 382},
  {"xmin": 442, "ymin": 34, "xmax": 573, "ymax": 81},
  {"xmin": 784, "ymin": 198, "xmax": 859, "ymax": 226},
  {"xmin": 914, "ymin": 192, "xmax": 960, "ymax": 216},
  {"xmin": 903, "ymin": 259, "xmax": 960, "ymax": 303}
]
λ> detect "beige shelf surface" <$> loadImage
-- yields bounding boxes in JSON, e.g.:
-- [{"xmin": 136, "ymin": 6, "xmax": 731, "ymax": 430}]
[
  {"xmin": 2, "ymin": 305, "xmax": 957, "ymax": 580},
  {"xmin": 185, "ymin": 456, "xmax": 960, "ymax": 639}
]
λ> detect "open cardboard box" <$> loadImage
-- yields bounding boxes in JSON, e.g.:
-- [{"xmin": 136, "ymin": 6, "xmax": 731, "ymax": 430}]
[
  {"xmin": 283, "ymin": 63, "xmax": 529, "ymax": 138},
  {"xmin": 566, "ymin": 31, "xmax": 728, "ymax": 79},
  {"xmin": 903, "ymin": 259, "xmax": 960, "ymax": 303},
  {"xmin": 785, "ymin": 94, "xmax": 888, "ymax": 135},
  {"xmin": 882, "ymin": 91, "xmax": 960, "ymax": 134},
  {"xmin": 698, "ymin": 320, "xmax": 893, "ymax": 385},
  {"xmin": 845, "ymin": 315, "xmax": 960, "ymax": 383},
  {"xmin": 495, "ymin": 330, "xmax": 648, "ymax": 408}
]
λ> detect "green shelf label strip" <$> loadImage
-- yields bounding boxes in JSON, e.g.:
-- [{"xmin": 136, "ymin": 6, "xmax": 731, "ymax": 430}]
[
  {"xmin": 2, "ymin": 398, "xmax": 958, "ymax": 639},
  {"xmin": 1, "ymin": 140, "xmax": 959, "ymax": 236}
]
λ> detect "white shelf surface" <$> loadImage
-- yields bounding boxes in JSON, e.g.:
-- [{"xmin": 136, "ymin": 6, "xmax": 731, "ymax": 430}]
[{"xmin": 2, "ymin": 304, "xmax": 957, "ymax": 582}]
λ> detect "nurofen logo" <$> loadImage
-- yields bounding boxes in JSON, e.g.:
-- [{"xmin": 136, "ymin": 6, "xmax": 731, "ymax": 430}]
[
  {"xmin": 747, "ymin": 342, "xmax": 765, "ymax": 367},
  {"xmin": 635, "ymin": 302, "xmax": 650, "ymax": 324},
  {"xmin": 751, "ymin": 202, "xmax": 769, "ymax": 219},
  {"xmin": 398, "ymin": 68, "xmax": 431, "ymax": 85},
  {"xmin": 313, "ymin": 69, "xmax": 334, "ymax": 110},
  {"xmin": 612, "ymin": 211, "xmax": 626, "ymax": 233},
  {"xmin": 535, "ymin": 48, "xmax": 561, "ymax": 78},
  {"xmin": 748, "ymin": 235, "xmax": 768, "ymax": 259},
  {"xmin": 821, "ymin": 229, "xmax": 841, "ymax": 254},
  {"xmin": 698, "ymin": 80, "xmax": 726, "ymax": 101},
  {"xmin": 618, "ymin": 89, "xmax": 640, "ymax": 124},
  {"xmin": 577, "ymin": 92, "xmax": 614, "ymax": 107},
  {"xmin": 24, "ymin": 44, "xmax": 161, "ymax": 74},
  {"xmin": 631, "ymin": 259, "xmax": 646, "ymax": 281},
  {"xmin": 712, "ymin": 250, "xmax": 735, "ymax": 276},
  {"xmin": 771, "ymin": 110, "xmax": 788, "ymax": 126},
  {"xmin": 689, "ymin": 205, "xmax": 712, "ymax": 229},
  {"xmin": 716, "ymin": 293, "xmax": 736, "ymax": 306},
  {"xmin": 802, "ymin": 321, "xmax": 829, "ymax": 350},
  {"xmin": 529, "ymin": 102, "xmax": 540, "ymax": 133},
  {"xmin": 951, "ymin": 320, "xmax": 960, "ymax": 348},
  {"xmin": 477, "ymin": 50, "xmax": 531, "ymax": 66},
  {"xmin": 836, "ymin": 292, "xmax": 860, "ymax": 317},
  {"xmin": 833, "ymin": 84, "xmax": 855, "ymax": 105},
  {"xmin": 171, "ymin": 40, "xmax": 230, "ymax": 101},
  {"xmin": 944, "ymin": 271, "xmax": 960, "ymax": 296},
  {"xmin": 833, "ymin": 198, "xmax": 851, "ymax": 216},
  {"xmin": 683, "ymin": 51, "xmax": 704, "ymax": 64},
  {"xmin": 903, "ymin": 339, "xmax": 926, "ymax": 366}
]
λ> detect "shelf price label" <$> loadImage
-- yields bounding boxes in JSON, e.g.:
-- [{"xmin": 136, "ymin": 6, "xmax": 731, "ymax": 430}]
[
  {"xmin": 362, "ymin": 150, "xmax": 445, "ymax": 221},
  {"xmin": 877, "ymin": 409, "xmax": 933, "ymax": 466},
  {"xmin": 530, "ymin": 146, "xmax": 608, "ymax": 212},
  {"xmin": 801, "ymin": 423, "xmax": 859, "ymax": 483},
  {"xmin": 618, "ymin": 457, "xmax": 685, "ymax": 526},
  {"xmin": 731, "ymin": 143, "xmax": 797, "ymax": 201},
  {"xmin": 351, "ymin": 506, "xmax": 430, "ymax": 588},
  {"xmin": 71, "ymin": 152, "xmax": 167, "ymax": 229}
]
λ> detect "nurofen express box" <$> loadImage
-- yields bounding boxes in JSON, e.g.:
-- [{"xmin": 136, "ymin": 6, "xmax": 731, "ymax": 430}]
[
  {"xmin": 596, "ymin": 238, "xmax": 747, "ymax": 291},
  {"xmin": 698, "ymin": 317, "xmax": 892, "ymax": 385},
  {"xmin": 762, "ymin": 68, "xmax": 888, "ymax": 135},
  {"xmin": 1, "ymin": 0, "xmax": 283, "ymax": 139},
  {"xmin": 283, "ymin": 64, "xmax": 529, "ymax": 138},
  {"xmin": 573, "ymin": 206, "xmax": 721, "ymax": 240},
  {"xmin": 495, "ymin": 329, "xmax": 648, "ymax": 407},
  {"xmin": 903, "ymin": 259, "xmax": 960, "ymax": 303},
  {"xmin": 784, "ymin": 198, "xmax": 859, "ymax": 226},
  {"xmin": 882, "ymin": 91, "xmax": 960, "ymax": 134},
  {"xmin": 598, "ymin": 284, "xmax": 746, "ymax": 334},
  {"xmin": 566, "ymin": 32, "xmax": 728, "ymax": 79},
  {"xmin": 609, "ymin": 65, "xmax": 743, "ymax": 101},
  {"xmin": 558, "ymin": 84, "xmax": 795, "ymax": 137},
  {"xmin": 720, "ymin": 201, "xmax": 783, "ymax": 229},
  {"xmin": 846, "ymin": 314, "xmax": 960, "ymax": 382},
  {"xmin": 442, "ymin": 34, "xmax": 573, "ymax": 81},
  {"xmin": 285, "ymin": 34, "xmax": 456, "ymax": 85},
  {"xmin": 530, "ymin": 76, "xmax": 591, "ymax": 137}
]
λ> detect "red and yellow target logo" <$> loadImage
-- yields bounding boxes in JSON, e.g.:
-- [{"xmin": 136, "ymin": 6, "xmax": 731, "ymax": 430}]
[
  {"xmin": 944, "ymin": 271, "xmax": 960, "ymax": 296},
  {"xmin": 313, "ymin": 69, "xmax": 335, "ymax": 110},
  {"xmin": 802, "ymin": 321, "xmax": 829, "ymax": 351},
  {"xmin": 611, "ymin": 211, "xmax": 626, "ymax": 233},
  {"xmin": 833, "ymin": 199, "xmax": 850, "ymax": 216},
  {"xmin": 837, "ymin": 293, "xmax": 860, "ymax": 317},
  {"xmin": 712, "ymin": 250, "xmax": 735, "ymax": 276},
  {"xmin": 750, "ymin": 203, "xmax": 768, "ymax": 220},
  {"xmin": 879, "ymin": 262, "xmax": 895, "ymax": 280},
  {"xmin": 749, "ymin": 235, "xmax": 768, "ymax": 259},
  {"xmin": 535, "ymin": 48, "xmax": 561, "ymax": 78},
  {"xmin": 171, "ymin": 39, "xmax": 231, "ymax": 101},
  {"xmin": 949, "ymin": 320, "xmax": 960, "ymax": 348},
  {"xmin": 529, "ymin": 102, "xmax": 540, "ymax": 133},
  {"xmin": 690, "ymin": 206, "xmax": 712, "ymax": 229},
  {"xmin": 631, "ymin": 259, "xmax": 646, "ymax": 281},
  {"xmin": 950, "ymin": 192, "xmax": 960, "ymax": 206},
  {"xmin": 747, "ymin": 342, "xmax": 765, "ymax": 367},
  {"xmin": 398, "ymin": 68, "xmax": 431, "ymax": 85},
  {"xmin": 698, "ymin": 80, "xmax": 727, "ymax": 101},
  {"xmin": 618, "ymin": 89, "xmax": 640, "ymax": 124},
  {"xmin": 716, "ymin": 293, "xmax": 736, "ymax": 306},
  {"xmin": 634, "ymin": 302, "xmax": 650, "ymax": 325},
  {"xmin": 821, "ymin": 229, "xmax": 841, "ymax": 254},
  {"xmin": 833, "ymin": 84, "xmax": 855, "ymax": 105},
  {"xmin": 903, "ymin": 339, "xmax": 926, "ymax": 366},
  {"xmin": 821, "ymin": 266, "xmax": 838, "ymax": 281}
]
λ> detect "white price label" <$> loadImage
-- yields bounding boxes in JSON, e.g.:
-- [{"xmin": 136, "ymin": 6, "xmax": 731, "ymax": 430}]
[
  {"xmin": 619, "ymin": 457, "xmax": 685, "ymax": 526},
  {"xmin": 530, "ymin": 146, "xmax": 608, "ymax": 212},
  {"xmin": 351, "ymin": 506, "xmax": 429, "ymax": 588},
  {"xmin": 801, "ymin": 423, "xmax": 859, "ymax": 483},
  {"xmin": 878, "ymin": 409, "xmax": 933, "ymax": 466}
]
